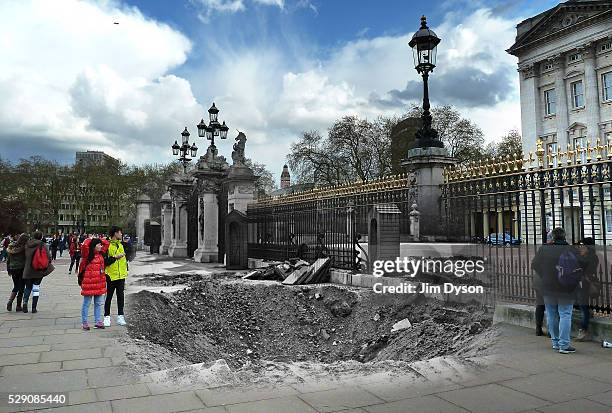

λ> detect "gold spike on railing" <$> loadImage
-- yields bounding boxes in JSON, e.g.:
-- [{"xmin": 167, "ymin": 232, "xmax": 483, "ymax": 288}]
[
  {"xmin": 536, "ymin": 138, "xmax": 545, "ymax": 168},
  {"xmin": 586, "ymin": 140, "xmax": 593, "ymax": 163},
  {"xmin": 596, "ymin": 137, "xmax": 603, "ymax": 161}
]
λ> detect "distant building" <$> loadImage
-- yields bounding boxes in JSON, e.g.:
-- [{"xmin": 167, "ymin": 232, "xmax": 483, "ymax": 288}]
[
  {"xmin": 76, "ymin": 150, "xmax": 120, "ymax": 169},
  {"xmin": 280, "ymin": 164, "xmax": 291, "ymax": 189},
  {"xmin": 268, "ymin": 165, "xmax": 314, "ymax": 197},
  {"xmin": 26, "ymin": 151, "xmax": 124, "ymax": 234}
]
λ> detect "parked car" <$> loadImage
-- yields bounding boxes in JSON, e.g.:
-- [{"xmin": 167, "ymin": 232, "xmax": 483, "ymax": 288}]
[{"xmin": 486, "ymin": 233, "xmax": 521, "ymax": 246}]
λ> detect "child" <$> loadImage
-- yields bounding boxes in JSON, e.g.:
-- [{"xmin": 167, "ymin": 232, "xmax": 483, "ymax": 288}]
[{"xmin": 79, "ymin": 238, "xmax": 107, "ymax": 330}]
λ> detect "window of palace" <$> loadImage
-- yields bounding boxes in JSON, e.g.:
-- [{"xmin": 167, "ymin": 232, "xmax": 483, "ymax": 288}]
[
  {"xmin": 603, "ymin": 72, "xmax": 612, "ymax": 102},
  {"xmin": 573, "ymin": 135, "xmax": 588, "ymax": 163},
  {"xmin": 544, "ymin": 89, "xmax": 556, "ymax": 115},
  {"xmin": 568, "ymin": 52, "xmax": 582, "ymax": 63},
  {"xmin": 571, "ymin": 80, "xmax": 585, "ymax": 108},
  {"xmin": 605, "ymin": 208, "xmax": 612, "ymax": 233}
]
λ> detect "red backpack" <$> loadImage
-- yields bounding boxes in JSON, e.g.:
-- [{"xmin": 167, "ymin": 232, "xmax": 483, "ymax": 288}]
[{"xmin": 32, "ymin": 244, "xmax": 49, "ymax": 271}]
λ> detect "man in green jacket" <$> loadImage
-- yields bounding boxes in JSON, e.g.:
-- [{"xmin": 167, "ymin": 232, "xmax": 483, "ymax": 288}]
[{"xmin": 103, "ymin": 226, "xmax": 129, "ymax": 327}]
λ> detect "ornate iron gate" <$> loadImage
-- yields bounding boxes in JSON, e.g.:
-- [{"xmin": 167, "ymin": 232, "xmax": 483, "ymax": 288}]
[
  {"xmin": 187, "ymin": 190, "xmax": 198, "ymax": 258},
  {"xmin": 217, "ymin": 183, "xmax": 228, "ymax": 263}
]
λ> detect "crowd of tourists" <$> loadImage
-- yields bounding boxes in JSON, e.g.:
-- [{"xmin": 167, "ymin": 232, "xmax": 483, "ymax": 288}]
[
  {"xmin": 531, "ymin": 227, "xmax": 602, "ymax": 354},
  {"xmin": 3, "ymin": 226, "xmax": 134, "ymax": 330}
]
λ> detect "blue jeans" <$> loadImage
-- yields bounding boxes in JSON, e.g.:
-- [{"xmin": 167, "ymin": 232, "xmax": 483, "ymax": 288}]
[
  {"xmin": 544, "ymin": 295, "xmax": 574, "ymax": 350},
  {"xmin": 82, "ymin": 295, "xmax": 105, "ymax": 324}
]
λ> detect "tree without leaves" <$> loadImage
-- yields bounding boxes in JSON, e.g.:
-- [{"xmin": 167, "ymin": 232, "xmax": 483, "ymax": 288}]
[
  {"xmin": 287, "ymin": 115, "xmax": 397, "ymax": 186},
  {"xmin": 406, "ymin": 104, "xmax": 486, "ymax": 162},
  {"xmin": 244, "ymin": 158, "xmax": 277, "ymax": 197}
]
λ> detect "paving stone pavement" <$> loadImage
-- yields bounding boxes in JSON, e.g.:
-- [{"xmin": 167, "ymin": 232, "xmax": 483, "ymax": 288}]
[{"xmin": 1, "ymin": 255, "xmax": 612, "ymax": 413}]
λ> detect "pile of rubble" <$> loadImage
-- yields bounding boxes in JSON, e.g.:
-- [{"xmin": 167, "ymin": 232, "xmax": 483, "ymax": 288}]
[
  {"xmin": 126, "ymin": 280, "xmax": 495, "ymax": 370},
  {"xmin": 243, "ymin": 257, "xmax": 331, "ymax": 285}
]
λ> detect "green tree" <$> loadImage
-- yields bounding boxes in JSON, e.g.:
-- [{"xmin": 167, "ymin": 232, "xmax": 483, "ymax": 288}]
[{"xmin": 486, "ymin": 129, "xmax": 523, "ymax": 158}]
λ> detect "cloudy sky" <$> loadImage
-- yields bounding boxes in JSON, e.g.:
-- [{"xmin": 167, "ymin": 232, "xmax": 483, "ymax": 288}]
[{"xmin": 0, "ymin": 0, "xmax": 559, "ymax": 180}]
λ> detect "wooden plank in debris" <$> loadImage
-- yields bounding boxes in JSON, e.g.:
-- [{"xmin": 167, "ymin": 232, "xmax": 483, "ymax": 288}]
[
  {"xmin": 282, "ymin": 266, "xmax": 312, "ymax": 285},
  {"xmin": 242, "ymin": 270, "xmax": 261, "ymax": 280},
  {"xmin": 305, "ymin": 258, "xmax": 331, "ymax": 284},
  {"xmin": 296, "ymin": 267, "xmax": 314, "ymax": 284}
]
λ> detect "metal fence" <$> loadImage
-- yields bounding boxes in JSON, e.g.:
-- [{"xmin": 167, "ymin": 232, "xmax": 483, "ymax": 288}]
[
  {"xmin": 247, "ymin": 175, "xmax": 412, "ymax": 270},
  {"xmin": 442, "ymin": 143, "xmax": 612, "ymax": 314}
]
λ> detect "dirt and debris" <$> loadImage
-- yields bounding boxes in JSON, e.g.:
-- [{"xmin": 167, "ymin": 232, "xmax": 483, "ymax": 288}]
[
  {"xmin": 242, "ymin": 257, "xmax": 331, "ymax": 285},
  {"xmin": 126, "ymin": 277, "xmax": 494, "ymax": 371}
]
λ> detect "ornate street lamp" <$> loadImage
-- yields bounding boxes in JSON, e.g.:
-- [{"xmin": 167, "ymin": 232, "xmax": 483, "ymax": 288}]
[
  {"xmin": 409, "ymin": 15, "xmax": 443, "ymax": 149},
  {"xmin": 197, "ymin": 102, "xmax": 229, "ymax": 150},
  {"xmin": 171, "ymin": 127, "xmax": 198, "ymax": 173}
]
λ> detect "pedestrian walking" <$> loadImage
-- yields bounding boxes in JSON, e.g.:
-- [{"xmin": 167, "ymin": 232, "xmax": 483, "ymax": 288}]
[
  {"xmin": 50, "ymin": 235, "xmax": 59, "ymax": 261},
  {"xmin": 532, "ymin": 227, "xmax": 581, "ymax": 354},
  {"xmin": 5, "ymin": 234, "xmax": 28, "ymax": 312},
  {"xmin": 78, "ymin": 238, "xmax": 106, "ymax": 330},
  {"xmin": 534, "ymin": 231, "xmax": 554, "ymax": 336},
  {"xmin": 68, "ymin": 234, "xmax": 81, "ymax": 274},
  {"xmin": 103, "ymin": 226, "xmax": 130, "ymax": 327},
  {"xmin": 22, "ymin": 231, "xmax": 55, "ymax": 313},
  {"xmin": 576, "ymin": 237, "xmax": 599, "ymax": 342},
  {"xmin": 59, "ymin": 234, "xmax": 67, "ymax": 257},
  {"xmin": 0, "ymin": 234, "xmax": 9, "ymax": 262}
]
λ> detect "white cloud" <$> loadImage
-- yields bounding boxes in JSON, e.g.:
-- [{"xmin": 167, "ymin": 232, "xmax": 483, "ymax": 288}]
[
  {"xmin": 0, "ymin": 0, "xmax": 197, "ymax": 163},
  {"xmin": 0, "ymin": 1, "xmax": 523, "ymax": 179},
  {"xmin": 194, "ymin": 7, "xmax": 522, "ymax": 177},
  {"xmin": 192, "ymin": 0, "xmax": 284, "ymax": 23}
]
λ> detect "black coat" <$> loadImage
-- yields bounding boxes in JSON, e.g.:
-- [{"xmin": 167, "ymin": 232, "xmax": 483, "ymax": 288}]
[{"xmin": 531, "ymin": 241, "xmax": 578, "ymax": 296}]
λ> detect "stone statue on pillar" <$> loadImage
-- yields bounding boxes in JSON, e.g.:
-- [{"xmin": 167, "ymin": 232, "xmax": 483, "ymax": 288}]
[{"xmin": 232, "ymin": 132, "xmax": 247, "ymax": 165}]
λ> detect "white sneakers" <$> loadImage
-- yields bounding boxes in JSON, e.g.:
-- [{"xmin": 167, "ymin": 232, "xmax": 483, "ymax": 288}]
[{"xmin": 103, "ymin": 315, "xmax": 126, "ymax": 327}]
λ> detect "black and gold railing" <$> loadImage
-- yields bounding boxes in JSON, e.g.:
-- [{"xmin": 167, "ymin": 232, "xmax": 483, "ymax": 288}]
[
  {"xmin": 252, "ymin": 173, "xmax": 410, "ymax": 207},
  {"xmin": 443, "ymin": 138, "xmax": 612, "ymax": 184}
]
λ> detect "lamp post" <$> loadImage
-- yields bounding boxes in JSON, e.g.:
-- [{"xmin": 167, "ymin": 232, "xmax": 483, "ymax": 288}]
[
  {"xmin": 409, "ymin": 15, "xmax": 443, "ymax": 149},
  {"xmin": 172, "ymin": 127, "xmax": 198, "ymax": 173},
  {"xmin": 196, "ymin": 102, "xmax": 229, "ymax": 152}
]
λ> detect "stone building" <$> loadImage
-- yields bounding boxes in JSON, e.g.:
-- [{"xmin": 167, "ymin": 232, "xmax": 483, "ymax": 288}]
[
  {"xmin": 280, "ymin": 164, "xmax": 291, "ymax": 189},
  {"xmin": 505, "ymin": 0, "xmax": 612, "ymax": 242},
  {"xmin": 507, "ymin": 0, "xmax": 612, "ymax": 157},
  {"xmin": 76, "ymin": 150, "xmax": 120, "ymax": 169}
]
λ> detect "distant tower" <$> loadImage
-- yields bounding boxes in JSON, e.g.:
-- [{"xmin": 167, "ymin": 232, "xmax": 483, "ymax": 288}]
[{"xmin": 280, "ymin": 164, "xmax": 291, "ymax": 189}]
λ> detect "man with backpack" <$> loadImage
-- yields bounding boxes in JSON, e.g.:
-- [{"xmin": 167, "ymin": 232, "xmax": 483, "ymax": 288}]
[
  {"xmin": 22, "ymin": 231, "xmax": 55, "ymax": 313},
  {"xmin": 531, "ymin": 227, "xmax": 581, "ymax": 354}
]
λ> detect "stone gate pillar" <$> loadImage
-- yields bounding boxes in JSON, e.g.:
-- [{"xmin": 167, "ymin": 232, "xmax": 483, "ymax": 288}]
[
  {"xmin": 401, "ymin": 147, "xmax": 455, "ymax": 240},
  {"xmin": 135, "ymin": 194, "xmax": 152, "ymax": 250},
  {"xmin": 226, "ymin": 164, "xmax": 256, "ymax": 213},
  {"xmin": 193, "ymin": 145, "xmax": 230, "ymax": 263},
  {"xmin": 193, "ymin": 189, "xmax": 220, "ymax": 262},
  {"xmin": 168, "ymin": 198, "xmax": 188, "ymax": 257},
  {"xmin": 168, "ymin": 175, "xmax": 193, "ymax": 258},
  {"xmin": 160, "ymin": 192, "xmax": 172, "ymax": 255},
  {"xmin": 368, "ymin": 204, "xmax": 401, "ymax": 272}
]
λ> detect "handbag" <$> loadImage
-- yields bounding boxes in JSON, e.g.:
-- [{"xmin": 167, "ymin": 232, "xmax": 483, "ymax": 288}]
[
  {"xmin": 77, "ymin": 270, "xmax": 84, "ymax": 286},
  {"xmin": 585, "ymin": 274, "xmax": 602, "ymax": 298}
]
